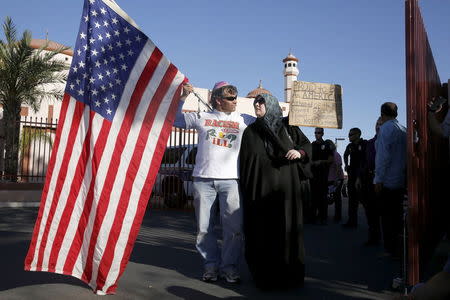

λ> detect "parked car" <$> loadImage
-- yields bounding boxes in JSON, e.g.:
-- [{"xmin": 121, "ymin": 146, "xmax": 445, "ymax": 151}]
[{"xmin": 154, "ymin": 145, "xmax": 197, "ymax": 208}]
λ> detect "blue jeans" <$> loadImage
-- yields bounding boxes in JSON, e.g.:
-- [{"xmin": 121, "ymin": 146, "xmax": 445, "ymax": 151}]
[{"xmin": 193, "ymin": 177, "xmax": 243, "ymax": 273}]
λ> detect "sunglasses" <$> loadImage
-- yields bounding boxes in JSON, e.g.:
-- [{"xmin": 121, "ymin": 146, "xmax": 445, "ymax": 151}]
[
  {"xmin": 314, "ymin": 132, "xmax": 323, "ymax": 135},
  {"xmin": 254, "ymin": 97, "xmax": 265, "ymax": 105},
  {"xmin": 221, "ymin": 96, "xmax": 237, "ymax": 101}
]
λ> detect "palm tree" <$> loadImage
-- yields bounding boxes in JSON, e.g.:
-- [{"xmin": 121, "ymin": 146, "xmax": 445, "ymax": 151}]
[{"xmin": 0, "ymin": 17, "xmax": 68, "ymax": 181}]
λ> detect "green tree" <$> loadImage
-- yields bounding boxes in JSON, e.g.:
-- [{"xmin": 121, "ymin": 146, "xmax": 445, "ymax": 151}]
[{"xmin": 0, "ymin": 17, "xmax": 68, "ymax": 181}]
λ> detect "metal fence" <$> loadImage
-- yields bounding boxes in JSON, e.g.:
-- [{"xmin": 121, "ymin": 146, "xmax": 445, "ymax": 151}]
[
  {"xmin": 150, "ymin": 127, "xmax": 198, "ymax": 210},
  {"xmin": 0, "ymin": 116, "xmax": 197, "ymax": 210},
  {"xmin": 0, "ymin": 117, "xmax": 57, "ymax": 182}
]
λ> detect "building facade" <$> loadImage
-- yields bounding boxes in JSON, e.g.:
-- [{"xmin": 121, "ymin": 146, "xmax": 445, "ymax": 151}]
[{"xmin": 0, "ymin": 40, "xmax": 298, "ymax": 120}]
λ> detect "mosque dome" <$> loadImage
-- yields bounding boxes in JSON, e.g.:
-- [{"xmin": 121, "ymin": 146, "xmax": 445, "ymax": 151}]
[{"xmin": 246, "ymin": 80, "xmax": 272, "ymax": 98}]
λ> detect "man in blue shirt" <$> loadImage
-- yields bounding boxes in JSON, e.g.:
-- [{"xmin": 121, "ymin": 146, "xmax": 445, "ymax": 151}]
[{"xmin": 374, "ymin": 102, "xmax": 406, "ymax": 257}]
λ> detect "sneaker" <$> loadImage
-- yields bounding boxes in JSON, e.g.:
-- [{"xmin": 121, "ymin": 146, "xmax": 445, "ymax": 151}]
[
  {"xmin": 220, "ymin": 270, "xmax": 241, "ymax": 283},
  {"xmin": 202, "ymin": 267, "xmax": 218, "ymax": 282}
]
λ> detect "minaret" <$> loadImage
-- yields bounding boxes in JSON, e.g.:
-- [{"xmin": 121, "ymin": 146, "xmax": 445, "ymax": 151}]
[{"xmin": 283, "ymin": 52, "xmax": 299, "ymax": 103}]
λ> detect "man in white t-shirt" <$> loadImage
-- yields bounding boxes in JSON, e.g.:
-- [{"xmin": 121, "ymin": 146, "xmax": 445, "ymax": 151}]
[{"xmin": 174, "ymin": 81, "xmax": 254, "ymax": 283}]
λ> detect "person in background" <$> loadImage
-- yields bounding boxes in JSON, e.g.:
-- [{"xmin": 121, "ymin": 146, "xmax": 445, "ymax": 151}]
[
  {"xmin": 392, "ymin": 96, "xmax": 450, "ymax": 299},
  {"xmin": 310, "ymin": 128, "xmax": 333, "ymax": 225},
  {"xmin": 240, "ymin": 93, "xmax": 312, "ymax": 289},
  {"xmin": 343, "ymin": 128, "xmax": 367, "ymax": 228},
  {"xmin": 374, "ymin": 102, "xmax": 406, "ymax": 258},
  {"xmin": 428, "ymin": 96, "xmax": 450, "ymax": 138},
  {"xmin": 325, "ymin": 139, "xmax": 344, "ymax": 223},
  {"xmin": 173, "ymin": 81, "xmax": 254, "ymax": 283},
  {"xmin": 360, "ymin": 117, "xmax": 383, "ymax": 246}
]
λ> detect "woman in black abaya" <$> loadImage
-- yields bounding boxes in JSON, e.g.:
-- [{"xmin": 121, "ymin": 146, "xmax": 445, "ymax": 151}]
[{"xmin": 239, "ymin": 93, "xmax": 312, "ymax": 289}]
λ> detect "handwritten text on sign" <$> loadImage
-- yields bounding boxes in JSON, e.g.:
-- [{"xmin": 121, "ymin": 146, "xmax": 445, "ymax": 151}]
[{"xmin": 289, "ymin": 81, "xmax": 343, "ymax": 129}]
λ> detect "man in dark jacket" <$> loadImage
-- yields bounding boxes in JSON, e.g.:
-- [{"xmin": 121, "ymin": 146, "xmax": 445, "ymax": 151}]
[
  {"xmin": 310, "ymin": 127, "xmax": 333, "ymax": 225},
  {"xmin": 343, "ymin": 127, "xmax": 367, "ymax": 228}
]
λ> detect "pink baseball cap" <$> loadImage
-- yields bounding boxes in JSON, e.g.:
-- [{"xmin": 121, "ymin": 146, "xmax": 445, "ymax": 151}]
[{"xmin": 212, "ymin": 81, "xmax": 230, "ymax": 91}]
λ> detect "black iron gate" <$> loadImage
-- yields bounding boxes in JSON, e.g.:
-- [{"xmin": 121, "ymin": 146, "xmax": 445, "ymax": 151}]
[{"xmin": 0, "ymin": 117, "xmax": 197, "ymax": 210}]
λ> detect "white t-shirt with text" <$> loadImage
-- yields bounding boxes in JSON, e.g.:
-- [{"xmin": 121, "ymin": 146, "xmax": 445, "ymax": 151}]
[{"xmin": 184, "ymin": 110, "xmax": 254, "ymax": 179}]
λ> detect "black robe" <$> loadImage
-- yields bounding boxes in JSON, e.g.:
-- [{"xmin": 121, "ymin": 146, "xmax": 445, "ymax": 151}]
[{"xmin": 239, "ymin": 118, "xmax": 312, "ymax": 289}]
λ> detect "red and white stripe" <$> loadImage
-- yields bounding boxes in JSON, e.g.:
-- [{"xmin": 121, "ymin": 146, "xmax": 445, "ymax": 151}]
[{"xmin": 24, "ymin": 35, "xmax": 185, "ymax": 294}]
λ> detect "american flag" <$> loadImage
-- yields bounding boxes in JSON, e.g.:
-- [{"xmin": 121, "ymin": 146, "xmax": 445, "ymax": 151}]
[{"xmin": 24, "ymin": 0, "xmax": 185, "ymax": 294}]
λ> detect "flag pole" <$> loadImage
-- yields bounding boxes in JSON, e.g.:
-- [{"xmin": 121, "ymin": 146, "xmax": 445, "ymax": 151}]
[{"xmin": 192, "ymin": 91, "xmax": 213, "ymax": 112}]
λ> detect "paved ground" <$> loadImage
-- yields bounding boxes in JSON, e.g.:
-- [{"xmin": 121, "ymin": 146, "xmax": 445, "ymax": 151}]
[{"xmin": 0, "ymin": 200, "xmax": 400, "ymax": 299}]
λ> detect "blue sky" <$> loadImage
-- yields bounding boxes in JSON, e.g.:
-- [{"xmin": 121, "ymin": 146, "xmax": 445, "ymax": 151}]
[{"xmin": 1, "ymin": 0, "xmax": 449, "ymax": 151}]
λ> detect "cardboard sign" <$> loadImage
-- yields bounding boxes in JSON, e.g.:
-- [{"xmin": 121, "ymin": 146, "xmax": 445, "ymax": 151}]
[{"xmin": 289, "ymin": 81, "xmax": 343, "ymax": 128}]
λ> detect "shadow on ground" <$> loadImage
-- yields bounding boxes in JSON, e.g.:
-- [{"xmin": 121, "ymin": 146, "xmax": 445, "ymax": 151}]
[
  {"xmin": 0, "ymin": 208, "xmax": 85, "ymax": 291},
  {"xmin": 0, "ymin": 204, "xmax": 398, "ymax": 299}
]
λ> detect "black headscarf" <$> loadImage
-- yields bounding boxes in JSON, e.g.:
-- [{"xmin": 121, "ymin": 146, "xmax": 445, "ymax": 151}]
[
  {"xmin": 254, "ymin": 93, "xmax": 283, "ymax": 135},
  {"xmin": 253, "ymin": 94, "xmax": 294, "ymax": 161}
]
